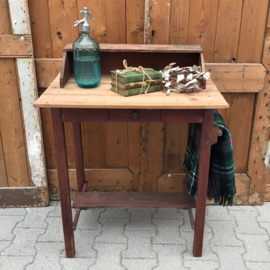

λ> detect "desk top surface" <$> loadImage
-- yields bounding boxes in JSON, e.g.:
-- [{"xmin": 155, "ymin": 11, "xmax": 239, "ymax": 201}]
[{"xmin": 34, "ymin": 74, "xmax": 229, "ymax": 110}]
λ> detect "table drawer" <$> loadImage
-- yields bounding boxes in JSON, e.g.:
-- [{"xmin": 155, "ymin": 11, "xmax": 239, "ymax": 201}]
[{"xmin": 109, "ymin": 109, "xmax": 160, "ymax": 122}]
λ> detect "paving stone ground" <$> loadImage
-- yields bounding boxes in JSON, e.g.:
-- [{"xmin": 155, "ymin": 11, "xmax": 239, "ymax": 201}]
[{"xmin": 0, "ymin": 202, "xmax": 270, "ymax": 270}]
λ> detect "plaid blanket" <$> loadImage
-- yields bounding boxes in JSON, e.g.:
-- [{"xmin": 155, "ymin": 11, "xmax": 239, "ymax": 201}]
[{"xmin": 183, "ymin": 110, "xmax": 236, "ymax": 206}]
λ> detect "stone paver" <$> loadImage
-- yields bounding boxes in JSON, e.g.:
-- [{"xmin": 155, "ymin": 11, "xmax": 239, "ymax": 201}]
[
  {"xmin": 26, "ymin": 242, "xmax": 64, "ymax": 270},
  {"xmin": 17, "ymin": 206, "xmax": 55, "ymax": 228},
  {"xmin": 230, "ymin": 211, "xmax": 266, "ymax": 234},
  {"xmin": 181, "ymin": 230, "xmax": 219, "ymax": 261},
  {"xmin": 122, "ymin": 230, "xmax": 156, "ymax": 259},
  {"xmin": 1, "ymin": 203, "xmax": 270, "ymax": 269},
  {"xmin": 90, "ymin": 243, "xmax": 126, "ymax": 270},
  {"xmin": 60, "ymin": 258, "xmax": 96, "ymax": 270},
  {"xmin": 125, "ymin": 208, "xmax": 156, "ymax": 231},
  {"xmin": 246, "ymin": 262, "xmax": 270, "ymax": 270},
  {"xmin": 153, "ymin": 219, "xmax": 185, "ymax": 245},
  {"xmin": 96, "ymin": 217, "xmax": 129, "ymax": 244},
  {"xmin": 37, "ymin": 217, "xmax": 64, "ymax": 242},
  {"xmin": 122, "ymin": 258, "xmax": 156, "ymax": 270},
  {"xmin": 2, "ymin": 228, "xmax": 44, "ymax": 256},
  {"xmin": 74, "ymin": 230, "xmax": 100, "ymax": 258},
  {"xmin": 0, "ymin": 256, "xmax": 34, "ymax": 270},
  {"xmin": 214, "ymin": 246, "xmax": 247, "ymax": 270},
  {"xmin": 207, "ymin": 220, "xmax": 244, "ymax": 247},
  {"xmin": 184, "ymin": 260, "xmax": 220, "ymax": 270},
  {"xmin": 0, "ymin": 216, "xmax": 25, "ymax": 241},
  {"xmin": 256, "ymin": 202, "xmax": 270, "ymax": 222},
  {"xmin": 152, "ymin": 244, "xmax": 186, "ymax": 270},
  {"xmin": 237, "ymin": 234, "xmax": 270, "ymax": 262}
]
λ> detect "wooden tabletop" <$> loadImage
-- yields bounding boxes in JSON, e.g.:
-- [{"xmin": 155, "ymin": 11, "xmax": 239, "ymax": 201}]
[{"xmin": 34, "ymin": 74, "xmax": 229, "ymax": 110}]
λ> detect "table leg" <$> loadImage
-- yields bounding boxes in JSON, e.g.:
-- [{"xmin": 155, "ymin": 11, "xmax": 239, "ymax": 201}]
[
  {"xmin": 73, "ymin": 122, "xmax": 85, "ymax": 192},
  {"xmin": 193, "ymin": 110, "xmax": 214, "ymax": 257},
  {"xmin": 51, "ymin": 108, "xmax": 75, "ymax": 258}
]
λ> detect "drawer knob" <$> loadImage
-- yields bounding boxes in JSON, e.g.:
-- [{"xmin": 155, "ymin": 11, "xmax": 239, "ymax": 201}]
[{"xmin": 132, "ymin": 111, "xmax": 139, "ymax": 119}]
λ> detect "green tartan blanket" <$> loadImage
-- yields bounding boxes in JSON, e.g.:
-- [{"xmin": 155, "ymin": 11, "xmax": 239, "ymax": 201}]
[{"xmin": 183, "ymin": 110, "xmax": 236, "ymax": 206}]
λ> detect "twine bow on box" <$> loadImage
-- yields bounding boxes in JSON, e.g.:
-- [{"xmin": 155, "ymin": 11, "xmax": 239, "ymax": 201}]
[{"xmin": 115, "ymin": 60, "xmax": 154, "ymax": 94}]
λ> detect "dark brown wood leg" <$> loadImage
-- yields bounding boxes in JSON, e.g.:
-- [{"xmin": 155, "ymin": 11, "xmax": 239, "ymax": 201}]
[
  {"xmin": 193, "ymin": 110, "xmax": 214, "ymax": 257},
  {"xmin": 72, "ymin": 122, "xmax": 85, "ymax": 192},
  {"xmin": 51, "ymin": 108, "xmax": 75, "ymax": 258}
]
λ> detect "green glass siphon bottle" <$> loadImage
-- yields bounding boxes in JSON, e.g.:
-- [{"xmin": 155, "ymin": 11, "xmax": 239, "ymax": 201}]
[{"xmin": 73, "ymin": 7, "xmax": 101, "ymax": 88}]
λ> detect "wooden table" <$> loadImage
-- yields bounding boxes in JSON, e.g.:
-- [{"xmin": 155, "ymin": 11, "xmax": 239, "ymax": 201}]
[{"xmin": 35, "ymin": 72, "xmax": 229, "ymax": 258}]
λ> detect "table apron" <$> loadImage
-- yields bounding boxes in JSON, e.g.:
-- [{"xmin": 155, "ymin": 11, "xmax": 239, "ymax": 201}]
[{"xmin": 61, "ymin": 108, "xmax": 205, "ymax": 123}]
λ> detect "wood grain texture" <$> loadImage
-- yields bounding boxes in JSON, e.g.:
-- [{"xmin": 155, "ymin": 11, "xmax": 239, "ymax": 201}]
[
  {"xmin": 48, "ymin": 168, "xmax": 133, "ymax": 192},
  {"xmin": 188, "ymin": 0, "xmax": 219, "ymax": 62},
  {"xmin": 28, "ymin": 0, "xmax": 53, "ymax": 58},
  {"xmin": 77, "ymin": 0, "xmax": 107, "ymax": 43},
  {"xmin": 128, "ymin": 123, "xmax": 142, "ymax": 190},
  {"xmin": 0, "ymin": 0, "xmax": 11, "ymax": 34},
  {"xmin": 126, "ymin": 0, "xmax": 144, "ymax": 44},
  {"xmin": 48, "ymin": 0, "xmax": 78, "ymax": 57},
  {"xmin": 247, "ymin": 3, "xmax": 270, "ymax": 204},
  {"xmin": 169, "ymin": 0, "xmax": 190, "ymax": 44},
  {"xmin": 0, "ymin": 59, "xmax": 30, "ymax": 187},
  {"xmin": 265, "ymin": 185, "xmax": 270, "ymax": 201},
  {"xmin": 106, "ymin": 0, "xmax": 126, "ymax": 43},
  {"xmin": 0, "ymin": 35, "xmax": 32, "ymax": 57},
  {"xmin": 147, "ymin": 0, "xmax": 171, "ymax": 44},
  {"xmin": 39, "ymin": 108, "xmax": 56, "ymax": 169},
  {"xmin": 35, "ymin": 75, "xmax": 229, "ymax": 109},
  {"xmin": 237, "ymin": 0, "xmax": 269, "ymax": 62},
  {"xmin": 83, "ymin": 123, "xmax": 107, "ymax": 168},
  {"xmin": 206, "ymin": 63, "xmax": 266, "ymax": 93},
  {"xmin": 219, "ymin": 93, "xmax": 255, "ymax": 173},
  {"xmin": 141, "ymin": 123, "xmax": 164, "ymax": 192},
  {"xmin": 0, "ymin": 131, "xmax": 8, "ymax": 187},
  {"xmin": 72, "ymin": 191, "xmax": 195, "ymax": 209},
  {"xmin": 34, "ymin": 59, "xmax": 267, "ymax": 92},
  {"xmin": 214, "ymin": 0, "xmax": 243, "ymax": 62},
  {"xmin": 35, "ymin": 58, "xmax": 62, "ymax": 88},
  {"xmin": 163, "ymin": 123, "xmax": 189, "ymax": 173},
  {"xmin": 105, "ymin": 123, "xmax": 128, "ymax": 168},
  {"xmin": 157, "ymin": 173, "xmax": 186, "ymax": 192}
]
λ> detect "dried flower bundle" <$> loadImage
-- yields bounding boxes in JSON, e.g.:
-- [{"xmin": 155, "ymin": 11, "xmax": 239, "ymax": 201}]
[{"xmin": 160, "ymin": 63, "xmax": 210, "ymax": 95}]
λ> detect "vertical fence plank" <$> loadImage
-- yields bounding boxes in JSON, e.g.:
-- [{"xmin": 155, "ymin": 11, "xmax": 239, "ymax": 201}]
[
  {"xmin": 128, "ymin": 123, "xmax": 142, "ymax": 190},
  {"xmin": 48, "ymin": 0, "xmax": 79, "ymax": 57},
  {"xmin": 77, "ymin": 0, "xmax": 107, "ymax": 43},
  {"xmin": 105, "ymin": 123, "xmax": 129, "ymax": 168},
  {"xmin": 28, "ymin": 0, "xmax": 53, "ymax": 58},
  {"xmin": 141, "ymin": 123, "xmax": 164, "ymax": 192},
  {"xmin": 214, "ymin": 0, "xmax": 243, "ymax": 63},
  {"xmin": 237, "ymin": 0, "xmax": 268, "ymax": 62},
  {"xmin": 39, "ymin": 108, "xmax": 56, "ymax": 169},
  {"xmin": 188, "ymin": 0, "xmax": 219, "ymax": 62},
  {"xmin": 0, "ymin": 0, "xmax": 11, "ymax": 34},
  {"xmin": 163, "ymin": 123, "xmax": 189, "ymax": 173},
  {"xmin": 83, "ymin": 123, "xmax": 107, "ymax": 169},
  {"xmin": 106, "ymin": 0, "xmax": 126, "ymax": 43},
  {"xmin": 248, "ymin": 2, "xmax": 270, "ymax": 204},
  {"xmin": 146, "ymin": 0, "xmax": 171, "ymax": 44},
  {"xmin": 219, "ymin": 94, "xmax": 255, "ymax": 173},
  {"xmin": 126, "ymin": 0, "xmax": 144, "ymax": 44},
  {"xmin": 0, "ymin": 59, "xmax": 30, "ymax": 187},
  {"xmin": 169, "ymin": 0, "xmax": 190, "ymax": 44},
  {"xmin": 0, "ymin": 132, "xmax": 8, "ymax": 187}
]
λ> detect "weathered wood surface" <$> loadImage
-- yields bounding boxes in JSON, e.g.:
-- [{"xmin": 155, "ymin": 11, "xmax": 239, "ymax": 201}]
[
  {"xmin": 72, "ymin": 191, "xmax": 196, "ymax": 209},
  {"xmin": 0, "ymin": 35, "xmax": 32, "ymax": 57},
  {"xmin": 34, "ymin": 75, "xmax": 228, "ymax": 109},
  {"xmin": 0, "ymin": 59, "xmax": 30, "ymax": 187},
  {"xmin": 247, "ymin": 3, "xmax": 270, "ymax": 204},
  {"xmin": 27, "ymin": 0, "xmax": 270, "ymax": 203}
]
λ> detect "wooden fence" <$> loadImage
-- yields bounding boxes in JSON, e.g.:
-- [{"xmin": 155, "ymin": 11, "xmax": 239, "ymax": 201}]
[{"xmin": 1, "ymin": 0, "xmax": 269, "ymax": 205}]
